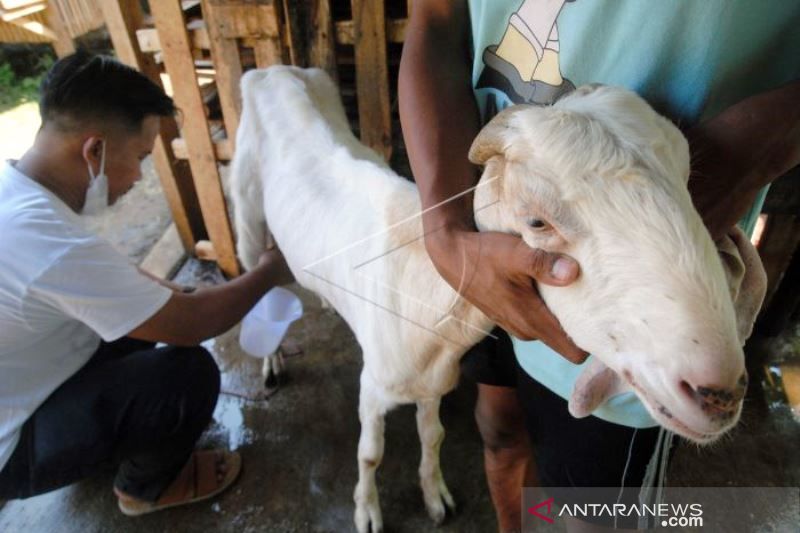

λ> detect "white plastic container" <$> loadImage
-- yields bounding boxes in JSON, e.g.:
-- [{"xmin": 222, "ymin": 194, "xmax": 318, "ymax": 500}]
[{"xmin": 239, "ymin": 287, "xmax": 303, "ymax": 358}]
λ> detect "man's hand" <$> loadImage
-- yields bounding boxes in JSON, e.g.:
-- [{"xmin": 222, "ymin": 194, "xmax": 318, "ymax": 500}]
[
  {"xmin": 427, "ymin": 227, "xmax": 588, "ymax": 363},
  {"xmin": 130, "ymin": 248, "xmax": 296, "ymax": 346},
  {"xmin": 400, "ymin": 0, "xmax": 587, "ymax": 365}
]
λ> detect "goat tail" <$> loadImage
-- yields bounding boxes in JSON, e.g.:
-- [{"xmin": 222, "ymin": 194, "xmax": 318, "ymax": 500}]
[{"xmin": 231, "ymin": 70, "xmax": 269, "ymax": 272}]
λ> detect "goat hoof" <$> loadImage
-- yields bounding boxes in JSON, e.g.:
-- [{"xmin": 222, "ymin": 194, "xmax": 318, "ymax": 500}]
[
  {"xmin": 423, "ymin": 479, "xmax": 456, "ymax": 524},
  {"xmin": 426, "ymin": 500, "xmax": 446, "ymax": 525},
  {"xmin": 354, "ymin": 484, "xmax": 383, "ymax": 533},
  {"xmin": 354, "ymin": 503, "xmax": 383, "ymax": 533},
  {"xmin": 262, "ymin": 349, "xmax": 289, "ymax": 392},
  {"xmin": 264, "ymin": 370, "xmax": 279, "ymax": 389}
]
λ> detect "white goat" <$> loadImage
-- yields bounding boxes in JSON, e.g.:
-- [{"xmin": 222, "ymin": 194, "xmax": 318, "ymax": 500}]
[{"xmin": 231, "ymin": 66, "xmax": 765, "ymax": 533}]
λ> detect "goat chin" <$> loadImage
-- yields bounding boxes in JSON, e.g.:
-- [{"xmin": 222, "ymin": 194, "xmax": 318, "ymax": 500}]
[{"xmin": 230, "ymin": 65, "xmax": 765, "ymax": 531}]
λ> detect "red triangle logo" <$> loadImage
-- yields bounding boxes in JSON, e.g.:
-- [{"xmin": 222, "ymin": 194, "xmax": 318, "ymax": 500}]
[{"xmin": 527, "ymin": 497, "xmax": 555, "ymax": 523}]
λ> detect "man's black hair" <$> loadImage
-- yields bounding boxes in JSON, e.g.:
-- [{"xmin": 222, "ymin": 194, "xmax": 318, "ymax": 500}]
[{"xmin": 39, "ymin": 51, "xmax": 176, "ymax": 132}]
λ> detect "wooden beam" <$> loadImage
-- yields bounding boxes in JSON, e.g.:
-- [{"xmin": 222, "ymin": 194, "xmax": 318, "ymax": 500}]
[
  {"xmin": 139, "ymin": 223, "xmax": 186, "ymax": 279},
  {"xmin": 1, "ymin": 3, "xmax": 46, "ymax": 22},
  {"xmin": 208, "ymin": 3, "xmax": 280, "ymax": 40},
  {"xmin": 5, "ymin": 12, "xmax": 56, "ymax": 40},
  {"xmin": 172, "ymin": 137, "xmax": 233, "ymax": 161},
  {"xmin": 200, "ymin": 0, "xmax": 243, "ymax": 146},
  {"xmin": 335, "ymin": 18, "xmax": 407, "ymax": 45},
  {"xmin": 1, "ymin": 0, "xmax": 46, "ymax": 11},
  {"xmin": 308, "ymin": 0, "xmax": 337, "ymax": 82},
  {"xmin": 136, "ymin": 25, "xmax": 210, "ymax": 53},
  {"xmin": 281, "ymin": 0, "xmax": 298, "ymax": 65},
  {"xmin": 46, "ymin": 0, "xmax": 75, "ymax": 57},
  {"xmin": 194, "ymin": 239, "xmax": 217, "ymax": 261},
  {"xmin": 99, "ymin": 0, "xmax": 206, "ymax": 254},
  {"xmin": 351, "ymin": 0, "xmax": 392, "ymax": 160},
  {"xmin": 150, "ymin": 0, "xmax": 239, "ymax": 277}
]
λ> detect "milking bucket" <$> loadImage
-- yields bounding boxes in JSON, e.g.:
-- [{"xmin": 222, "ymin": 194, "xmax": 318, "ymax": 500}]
[{"xmin": 239, "ymin": 287, "xmax": 303, "ymax": 358}]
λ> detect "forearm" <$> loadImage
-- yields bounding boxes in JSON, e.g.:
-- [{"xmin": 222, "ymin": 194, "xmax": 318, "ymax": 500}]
[
  {"xmin": 130, "ymin": 260, "xmax": 278, "ymax": 346},
  {"xmin": 184, "ymin": 261, "xmax": 276, "ymax": 341},
  {"xmin": 399, "ymin": 0, "xmax": 481, "ymax": 234},
  {"xmin": 688, "ymin": 80, "xmax": 800, "ymax": 238},
  {"xmin": 137, "ymin": 267, "xmax": 188, "ymax": 292}
]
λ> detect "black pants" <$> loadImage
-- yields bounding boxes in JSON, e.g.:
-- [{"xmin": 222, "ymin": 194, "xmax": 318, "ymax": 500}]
[
  {"xmin": 0, "ymin": 337, "xmax": 220, "ymax": 502},
  {"xmin": 463, "ymin": 328, "xmax": 673, "ymax": 527}
]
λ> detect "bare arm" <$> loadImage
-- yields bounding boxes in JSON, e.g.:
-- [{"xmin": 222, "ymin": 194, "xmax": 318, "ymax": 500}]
[
  {"xmin": 688, "ymin": 80, "xmax": 800, "ymax": 240},
  {"xmin": 129, "ymin": 250, "xmax": 294, "ymax": 346},
  {"xmin": 137, "ymin": 268, "xmax": 190, "ymax": 292},
  {"xmin": 399, "ymin": 0, "xmax": 481, "ymax": 232},
  {"xmin": 399, "ymin": 0, "xmax": 586, "ymax": 362}
]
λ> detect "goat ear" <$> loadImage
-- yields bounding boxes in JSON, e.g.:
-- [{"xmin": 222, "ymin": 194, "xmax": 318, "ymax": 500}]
[
  {"xmin": 468, "ymin": 106, "xmax": 524, "ymax": 165},
  {"xmin": 569, "ymin": 358, "xmax": 629, "ymax": 418},
  {"xmin": 570, "ymin": 83, "xmax": 606, "ymax": 98},
  {"xmin": 473, "ymin": 156, "xmax": 507, "ymax": 231},
  {"xmin": 718, "ymin": 226, "xmax": 768, "ymax": 345}
]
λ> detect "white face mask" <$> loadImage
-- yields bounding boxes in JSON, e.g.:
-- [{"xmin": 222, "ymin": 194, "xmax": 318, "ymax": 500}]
[{"xmin": 82, "ymin": 141, "xmax": 109, "ymax": 215}]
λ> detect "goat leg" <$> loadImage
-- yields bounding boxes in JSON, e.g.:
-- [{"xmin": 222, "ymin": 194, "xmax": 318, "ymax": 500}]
[
  {"xmin": 354, "ymin": 374, "xmax": 387, "ymax": 533},
  {"xmin": 416, "ymin": 397, "xmax": 456, "ymax": 523}
]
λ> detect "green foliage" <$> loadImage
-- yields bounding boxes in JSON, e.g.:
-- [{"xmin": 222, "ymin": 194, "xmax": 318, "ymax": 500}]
[{"xmin": 0, "ymin": 55, "xmax": 53, "ymax": 112}]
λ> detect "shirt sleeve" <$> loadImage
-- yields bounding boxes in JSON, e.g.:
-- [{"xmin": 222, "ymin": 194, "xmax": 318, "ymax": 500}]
[{"xmin": 28, "ymin": 236, "xmax": 173, "ymax": 342}]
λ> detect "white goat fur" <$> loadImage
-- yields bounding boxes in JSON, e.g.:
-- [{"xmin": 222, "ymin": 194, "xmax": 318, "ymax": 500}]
[{"xmin": 231, "ymin": 67, "xmax": 764, "ymax": 532}]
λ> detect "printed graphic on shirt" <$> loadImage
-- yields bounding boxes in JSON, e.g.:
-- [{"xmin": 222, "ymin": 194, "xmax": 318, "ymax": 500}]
[{"xmin": 477, "ymin": 0, "xmax": 576, "ymax": 118}]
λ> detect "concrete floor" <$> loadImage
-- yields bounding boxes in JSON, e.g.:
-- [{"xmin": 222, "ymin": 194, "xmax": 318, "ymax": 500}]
[{"xmin": 1, "ymin": 256, "xmax": 798, "ymax": 532}]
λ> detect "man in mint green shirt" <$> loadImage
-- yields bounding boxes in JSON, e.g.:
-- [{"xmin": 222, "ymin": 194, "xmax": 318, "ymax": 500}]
[{"xmin": 400, "ymin": 0, "xmax": 799, "ymax": 530}]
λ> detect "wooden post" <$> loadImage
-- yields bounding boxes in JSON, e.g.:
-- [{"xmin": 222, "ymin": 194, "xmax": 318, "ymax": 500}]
[
  {"xmin": 201, "ymin": 0, "xmax": 244, "ymax": 148},
  {"xmin": 281, "ymin": 0, "xmax": 299, "ymax": 65},
  {"xmin": 150, "ymin": 0, "xmax": 240, "ymax": 277},
  {"xmin": 99, "ymin": 0, "xmax": 206, "ymax": 255},
  {"xmin": 308, "ymin": 0, "xmax": 338, "ymax": 82},
  {"xmin": 351, "ymin": 0, "xmax": 392, "ymax": 161},
  {"xmin": 46, "ymin": 0, "xmax": 75, "ymax": 57}
]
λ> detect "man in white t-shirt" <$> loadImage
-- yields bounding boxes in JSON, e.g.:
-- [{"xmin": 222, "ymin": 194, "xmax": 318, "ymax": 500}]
[{"xmin": 0, "ymin": 53, "xmax": 292, "ymax": 516}]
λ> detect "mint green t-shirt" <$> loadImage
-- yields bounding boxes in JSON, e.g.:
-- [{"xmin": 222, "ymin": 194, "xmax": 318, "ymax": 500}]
[{"xmin": 467, "ymin": 0, "xmax": 800, "ymax": 427}]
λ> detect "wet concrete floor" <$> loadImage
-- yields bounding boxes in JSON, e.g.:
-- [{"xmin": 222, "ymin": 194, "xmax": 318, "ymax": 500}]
[{"xmin": 1, "ymin": 258, "xmax": 798, "ymax": 532}]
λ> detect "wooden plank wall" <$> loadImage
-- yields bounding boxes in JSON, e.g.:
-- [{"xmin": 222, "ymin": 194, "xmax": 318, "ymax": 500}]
[
  {"xmin": 351, "ymin": 0, "xmax": 392, "ymax": 160},
  {"xmin": 101, "ymin": 0, "xmax": 408, "ymax": 276},
  {"xmin": 98, "ymin": 0, "xmax": 206, "ymax": 255},
  {"xmin": 0, "ymin": 10, "xmax": 51, "ymax": 44},
  {"xmin": 50, "ymin": 0, "xmax": 104, "ymax": 38},
  {"xmin": 137, "ymin": 0, "xmax": 409, "ymax": 163},
  {"xmin": 149, "ymin": 0, "xmax": 241, "ymax": 277},
  {"xmin": 0, "ymin": 0, "xmax": 102, "ymax": 51}
]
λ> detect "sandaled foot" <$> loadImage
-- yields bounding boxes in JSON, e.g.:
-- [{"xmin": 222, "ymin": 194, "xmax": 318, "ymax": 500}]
[{"xmin": 114, "ymin": 449, "xmax": 241, "ymax": 516}]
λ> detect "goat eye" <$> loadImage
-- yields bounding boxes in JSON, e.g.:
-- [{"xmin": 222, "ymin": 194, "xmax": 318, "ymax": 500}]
[{"xmin": 527, "ymin": 218, "xmax": 547, "ymax": 229}]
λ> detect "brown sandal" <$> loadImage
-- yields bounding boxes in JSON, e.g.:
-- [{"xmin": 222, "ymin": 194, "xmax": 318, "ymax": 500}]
[{"xmin": 115, "ymin": 449, "xmax": 242, "ymax": 516}]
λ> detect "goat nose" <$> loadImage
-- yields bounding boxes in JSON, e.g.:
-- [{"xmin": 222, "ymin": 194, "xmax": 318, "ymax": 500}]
[{"xmin": 679, "ymin": 372, "xmax": 748, "ymax": 416}]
